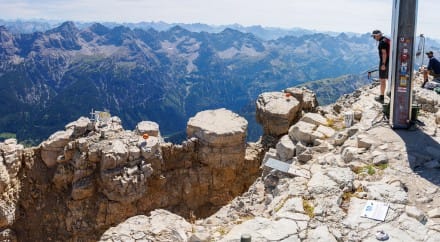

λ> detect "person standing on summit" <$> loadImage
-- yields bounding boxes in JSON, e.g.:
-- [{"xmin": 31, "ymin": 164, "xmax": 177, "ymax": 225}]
[{"xmin": 371, "ymin": 30, "xmax": 390, "ymax": 103}]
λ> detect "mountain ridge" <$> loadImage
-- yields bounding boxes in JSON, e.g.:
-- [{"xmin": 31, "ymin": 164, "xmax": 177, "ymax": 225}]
[
  {"xmin": 2, "ymin": 21, "xmax": 437, "ymax": 144},
  {"xmin": 0, "ymin": 21, "xmax": 381, "ymax": 144}
]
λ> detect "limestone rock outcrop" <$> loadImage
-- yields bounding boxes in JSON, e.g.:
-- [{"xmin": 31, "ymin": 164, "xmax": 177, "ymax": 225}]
[
  {"xmin": 0, "ymin": 139, "xmax": 23, "ymax": 230},
  {"xmin": 2, "ymin": 108, "xmax": 263, "ymax": 241},
  {"xmin": 135, "ymin": 120, "xmax": 161, "ymax": 137},
  {"xmin": 99, "ymin": 210, "xmax": 193, "ymax": 242},
  {"xmin": 182, "ymin": 76, "xmax": 440, "ymax": 242},
  {"xmin": 256, "ymin": 88, "xmax": 318, "ymax": 137}
]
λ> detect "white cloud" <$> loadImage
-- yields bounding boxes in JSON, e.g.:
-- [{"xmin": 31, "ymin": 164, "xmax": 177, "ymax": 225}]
[{"xmin": 0, "ymin": 0, "xmax": 438, "ymax": 38}]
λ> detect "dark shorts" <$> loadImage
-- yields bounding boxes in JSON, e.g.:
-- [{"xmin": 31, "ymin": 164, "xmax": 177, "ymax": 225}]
[{"xmin": 379, "ymin": 65, "xmax": 389, "ymax": 79}]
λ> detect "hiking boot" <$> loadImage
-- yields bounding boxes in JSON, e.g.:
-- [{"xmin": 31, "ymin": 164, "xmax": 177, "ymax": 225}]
[{"xmin": 375, "ymin": 95, "xmax": 384, "ymax": 103}]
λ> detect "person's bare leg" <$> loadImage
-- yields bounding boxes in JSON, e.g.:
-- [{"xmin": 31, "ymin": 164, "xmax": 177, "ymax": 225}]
[
  {"xmin": 380, "ymin": 79, "xmax": 386, "ymax": 95},
  {"xmin": 422, "ymin": 70, "xmax": 428, "ymax": 87}
]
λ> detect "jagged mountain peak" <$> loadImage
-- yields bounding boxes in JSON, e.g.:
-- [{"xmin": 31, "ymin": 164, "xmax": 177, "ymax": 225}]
[
  {"xmin": 88, "ymin": 22, "xmax": 110, "ymax": 36},
  {"xmin": 0, "ymin": 25, "xmax": 9, "ymax": 32},
  {"xmin": 47, "ymin": 21, "xmax": 79, "ymax": 34},
  {"xmin": 101, "ymin": 25, "xmax": 136, "ymax": 45},
  {"xmin": 168, "ymin": 25, "xmax": 188, "ymax": 32},
  {"xmin": 165, "ymin": 25, "xmax": 193, "ymax": 38},
  {"xmin": 218, "ymin": 27, "xmax": 256, "ymax": 39}
]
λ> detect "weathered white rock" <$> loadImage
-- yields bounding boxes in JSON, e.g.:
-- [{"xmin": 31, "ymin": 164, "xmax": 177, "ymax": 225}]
[
  {"xmin": 295, "ymin": 142, "xmax": 314, "ymax": 163},
  {"xmin": 43, "ymin": 129, "xmax": 73, "ymax": 149},
  {"xmin": 284, "ymin": 87, "xmax": 318, "ymax": 112},
  {"xmin": 289, "ymin": 121, "xmax": 317, "ymax": 144},
  {"xmin": 99, "ymin": 210, "xmax": 192, "ymax": 242},
  {"xmin": 405, "ymin": 206, "xmax": 425, "ymax": 222},
  {"xmin": 415, "ymin": 88, "xmax": 440, "ymax": 113},
  {"xmin": 187, "ymin": 108, "xmax": 247, "ymax": 146},
  {"xmin": 276, "ymin": 197, "xmax": 305, "ymax": 214},
  {"xmin": 0, "ymin": 200, "xmax": 15, "ymax": 228},
  {"xmin": 306, "ymin": 226, "xmax": 337, "ymax": 242},
  {"xmin": 341, "ymin": 147, "xmax": 359, "ymax": 163},
  {"xmin": 41, "ymin": 129, "xmax": 73, "ymax": 167},
  {"xmin": 297, "ymin": 149, "xmax": 313, "ymax": 163},
  {"xmin": 311, "ymin": 130, "xmax": 326, "ymax": 141},
  {"xmin": 311, "ymin": 138, "xmax": 332, "ymax": 153},
  {"xmin": 308, "ymin": 172, "xmax": 339, "ymax": 195},
  {"xmin": 315, "ymin": 125, "xmax": 336, "ymax": 138},
  {"xmin": 101, "ymin": 139, "xmax": 129, "ymax": 170},
  {"xmin": 301, "ymin": 113, "xmax": 328, "ymax": 127},
  {"xmin": 373, "ymin": 153, "xmax": 388, "ymax": 165},
  {"xmin": 326, "ymin": 167, "xmax": 355, "ymax": 191},
  {"xmin": 395, "ymin": 214, "xmax": 430, "ymax": 241},
  {"xmin": 135, "ymin": 121, "xmax": 160, "ymax": 137},
  {"xmin": 65, "ymin": 117, "xmax": 92, "ymax": 138},
  {"xmin": 256, "ymin": 92, "xmax": 301, "ymax": 136},
  {"xmin": 317, "ymin": 153, "xmax": 340, "ymax": 165},
  {"xmin": 357, "ymin": 135, "xmax": 376, "ymax": 149},
  {"xmin": 436, "ymin": 110, "xmax": 440, "ymax": 124},
  {"xmin": 426, "ymin": 230, "xmax": 440, "ymax": 242},
  {"xmin": 0, "ymin": 140, "xmax": 23, "ymax": 178},
  {"xmin": 221, "ymin": 217, "xmax": 299, "ymax": 242},
  {"xmin": 366, "ymin": 182, "xmax": 408, "ymax": 204},
  {"xmin": 276, "ymin": 135, "xmax": 295, "ymax": 161},
  {"xmin": 0, "ymin": 161, "xmax": 9, "ymax": 194},
  {"xmin": 188, "ymin": 231, "xmax": 211, "ymax": 242},
  {"xmin": 361, "ymin": 222, "xmax": 422, "ymax": 242},
  {"xmin": 138, "ymin": 136, "xmax": 161, "ymax": 160},
  {"xmin": 342, "ymin": 198, "xmax": 386, "ymax": 231},
  {"xmin": 333, "ymin": 132, "xmax": 348, "ymax": 146},
  {"xmin": 428, "ymin": 208, "xmax": 440, "ymax": 218}
]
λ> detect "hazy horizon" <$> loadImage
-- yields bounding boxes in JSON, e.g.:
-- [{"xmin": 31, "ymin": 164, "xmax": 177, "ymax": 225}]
[{"xmin": 0, "ymin": 0, "xmax": 439, "ymax": 39}]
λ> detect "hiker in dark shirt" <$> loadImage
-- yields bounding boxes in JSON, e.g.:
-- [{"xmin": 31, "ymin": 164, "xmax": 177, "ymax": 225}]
[
  {"xmin": 423, "ymin": 51, "xmax": 440, "ymax": 87},
  {"xmin": 371, "ymin": 30, "xmax": 390, "ymax": 103}
]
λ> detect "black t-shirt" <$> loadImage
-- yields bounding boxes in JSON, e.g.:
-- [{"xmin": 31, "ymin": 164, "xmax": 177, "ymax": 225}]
[
  {"xmin": 378, "ymin": 37, "xmax": 390, "ymax": 64},
  {"xmin": 428, "ymin": 57, "xmax": 440, "ymax": 74}
]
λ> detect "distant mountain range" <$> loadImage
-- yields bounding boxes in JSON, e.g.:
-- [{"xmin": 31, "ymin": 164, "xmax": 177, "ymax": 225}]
[
  {"xmin": 1, "ymin": 20, "xmax": 439, "ymax": 144},
  {"xmin": 0, "ymin": 19, "xmax": 367, "ymax": 40}
]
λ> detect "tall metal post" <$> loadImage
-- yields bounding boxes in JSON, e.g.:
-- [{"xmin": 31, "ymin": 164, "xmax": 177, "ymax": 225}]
[{"xmin": 389, "ymin": 0, "xmax": 418, "ymax": 128}]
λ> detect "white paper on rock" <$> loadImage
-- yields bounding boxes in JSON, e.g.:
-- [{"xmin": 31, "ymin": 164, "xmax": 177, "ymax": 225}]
[{"xmin": 361, "ymin": 200, "xmax": 389, "ymax": 221}]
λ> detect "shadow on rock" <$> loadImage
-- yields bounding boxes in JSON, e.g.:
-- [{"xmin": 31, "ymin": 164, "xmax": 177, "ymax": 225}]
[{"xmin": 395, "ymin": 127, "xmax": 440, "ymax": 186}]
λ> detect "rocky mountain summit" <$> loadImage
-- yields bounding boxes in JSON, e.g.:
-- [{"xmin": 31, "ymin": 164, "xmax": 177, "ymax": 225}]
[
  {"xmin": 1, "ymin": 74, "xmax": 440, "ymax": 241},
  {"xmin": 99, "ymin": 75, "xmax": 439, "ymax": 242}
]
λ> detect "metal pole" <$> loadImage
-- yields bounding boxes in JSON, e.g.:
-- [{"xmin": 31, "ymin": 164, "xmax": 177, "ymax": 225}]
[
  {"xmin": 421, "ymin": 34, "xmax": 425, "ymax": 67},
  {"xmin": 240, "ymin": 234, "xmax": 251, "ymax": 242},
  {"xmin": 389, "ymin": 0, "xmax": 418, "ymax": 128}
]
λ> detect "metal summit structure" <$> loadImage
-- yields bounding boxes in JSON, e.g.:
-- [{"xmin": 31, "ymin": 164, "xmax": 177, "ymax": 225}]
[{"xmin": 389, "ymin": 0, "xmax": 418, "ymax": 128}]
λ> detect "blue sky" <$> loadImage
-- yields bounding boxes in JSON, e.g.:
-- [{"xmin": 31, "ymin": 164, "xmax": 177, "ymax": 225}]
[{"xmin": 0, "ymin": 0, "xmax": 439, "ymax": 39}]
